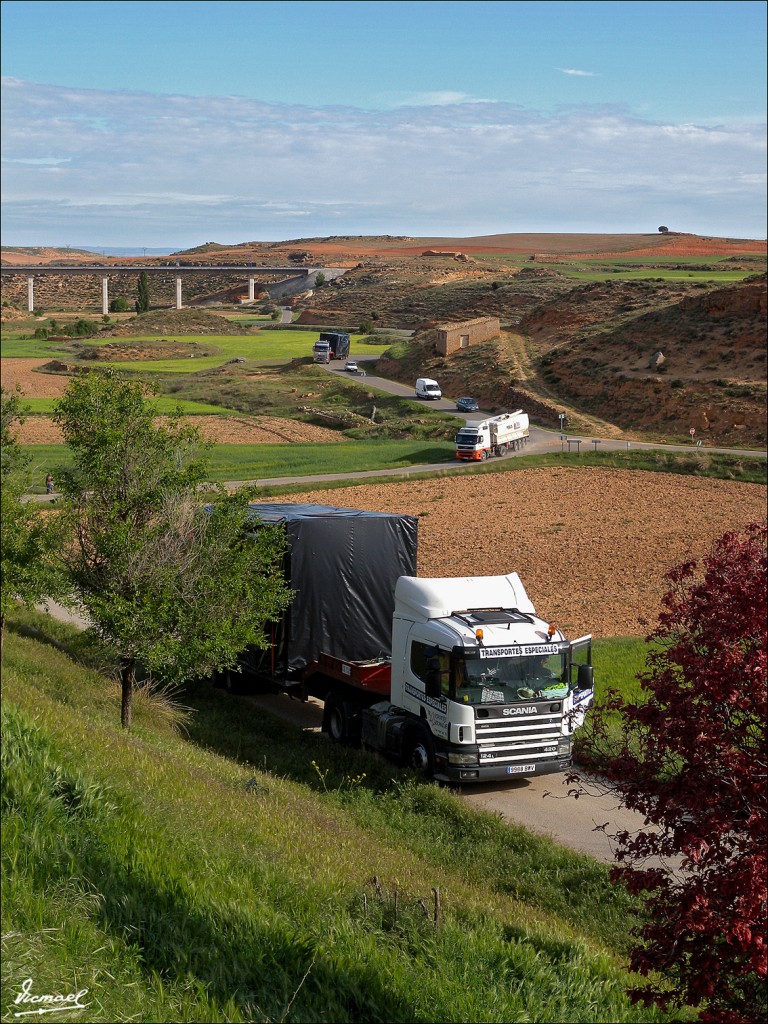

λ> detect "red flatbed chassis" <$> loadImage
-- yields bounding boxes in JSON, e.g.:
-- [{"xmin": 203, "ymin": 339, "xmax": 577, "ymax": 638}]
[{"xmin": 303, "ymin": 652, "xmax": 392, "ymax": 697}]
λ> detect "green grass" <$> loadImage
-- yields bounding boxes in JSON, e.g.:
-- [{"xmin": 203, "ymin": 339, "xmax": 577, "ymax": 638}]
[
  {"xmin": 572, "ymin": 637, "xmax": 655, "ymax": 770},
  {"xmin": 15, "ymin": 397, "xmax": 236, "ymax": 415},
  {"xmin": 20, "ymin": 444, "xmax": 767, "ymax": 493},
  {"xmin": 1, "ymin": 608, "xmax": 682, "ymax": 1023},
  {"xmin": 20, "ymin": 440, "xmax": 458, "ymax": 489}
]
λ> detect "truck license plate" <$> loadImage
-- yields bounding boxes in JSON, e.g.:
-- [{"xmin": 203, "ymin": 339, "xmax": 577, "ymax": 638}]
[{"xmin": 507, "ymin": 764, "xmax": 536, "ymax": 775}]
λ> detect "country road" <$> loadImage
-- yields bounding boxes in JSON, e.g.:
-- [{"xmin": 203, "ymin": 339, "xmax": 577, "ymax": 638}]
[
  {"xmin": 241, "ymin": 688, "xmax": 664, "ymax": 865},
  {"xmin": 28, "ymin": 357, "xmax": 760, "ymax": 867},
  {"xmin": 36, "ymin": 598, "xmax": 662, "ymax": 865},
  {"xmin": 211, "ymin": 357, "xmax": 764, "ymax": 492},
  {"xmin": 23, "ymin": 354, "xmax": 766, "ymax": 506}
]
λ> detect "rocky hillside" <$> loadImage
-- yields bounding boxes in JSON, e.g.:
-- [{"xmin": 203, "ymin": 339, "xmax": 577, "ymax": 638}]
[
  {"xmin": 531, "ymin": 278, "xmax": 766, "ymax": 445},
  {"xmin": 294, "ymin": 258, "xmax": 573, "ymax": 329}
]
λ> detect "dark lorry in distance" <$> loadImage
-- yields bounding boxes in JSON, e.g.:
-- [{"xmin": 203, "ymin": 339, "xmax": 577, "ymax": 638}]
[{"xmin": 313, "ymin": 332, "xmax": 351, "ymax": 363}]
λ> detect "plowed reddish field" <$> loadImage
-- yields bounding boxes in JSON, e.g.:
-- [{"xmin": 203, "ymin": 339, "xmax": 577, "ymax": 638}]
[{"xmin": 254, "ymin": 470, "xmax": 765, "ymax": 639}]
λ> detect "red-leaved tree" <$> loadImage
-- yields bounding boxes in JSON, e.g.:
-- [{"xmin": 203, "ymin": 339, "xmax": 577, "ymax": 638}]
[{"xmin": 574, "ymin": 522, "xmax": 767, "ymax": 1023}]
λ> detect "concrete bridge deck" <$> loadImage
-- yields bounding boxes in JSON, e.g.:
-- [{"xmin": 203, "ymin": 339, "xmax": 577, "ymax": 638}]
[{"xmin": 0, "ymin": 264, "xmax": 347, "ymax": 311}]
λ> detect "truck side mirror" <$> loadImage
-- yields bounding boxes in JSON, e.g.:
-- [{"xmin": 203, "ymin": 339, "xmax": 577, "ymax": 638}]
[{"xmin": 576, "ymin": 664, "xmax": 594, "ymax": 692}]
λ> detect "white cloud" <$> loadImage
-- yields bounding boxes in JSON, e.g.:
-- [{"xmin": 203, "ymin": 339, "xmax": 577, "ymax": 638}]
[
  {"xmin": 0, "ymin": 78, "xmax": 764, "ymax": 244},
  {"xmin": 394, "ymin": 91, "xmax": 495, "ymax": 107},
  {"xmin": 556, "ymin": 68, "xmax": 600, "ymax": 77}
]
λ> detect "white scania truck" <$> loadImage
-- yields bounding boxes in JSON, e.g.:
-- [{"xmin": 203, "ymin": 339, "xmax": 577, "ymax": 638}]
[
  {"xmin": 235, "ymin": 504, "xmax": 594, "ymax": 783},
  {"xmin": 455, "ymin": 410, "xmax": 530, "ymax": 461}
]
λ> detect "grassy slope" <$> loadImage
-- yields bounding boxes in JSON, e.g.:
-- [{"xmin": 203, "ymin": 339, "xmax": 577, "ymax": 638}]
[{"xmin": 1, "ymin": 610, "xmax": 680, "ymax": 1024}]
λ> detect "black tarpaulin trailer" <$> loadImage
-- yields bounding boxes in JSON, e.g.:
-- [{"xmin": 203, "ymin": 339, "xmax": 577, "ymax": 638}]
[{"xmin": 242, "ymin": 504, "xmax": 418, "ymax": 682}]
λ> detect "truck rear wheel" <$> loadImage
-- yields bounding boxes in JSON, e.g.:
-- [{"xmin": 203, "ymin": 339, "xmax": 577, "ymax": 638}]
[
  {"xmin": 324, "ymin": 694, "xmax": 361, "ymax": 746},
  {"xmin": 325, "ymin": 695, "xmax": 347, "ymax": 743}
]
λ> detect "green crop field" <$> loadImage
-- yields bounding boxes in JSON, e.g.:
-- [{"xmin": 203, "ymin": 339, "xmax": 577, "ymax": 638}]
[
  {"xmin": 1, "ymin": 330, "xmax": 365, "ymax": 369},
  {"xmin": 20, "ymin": 440, "xmax": 459, "ymax": 489},
  {"xmin": 551, "ymin": 267, "xmax": 753, "ymax": 282},
  {"xmin": 21, "ymin": 446, "xmax": 766, "ymax": 494}
]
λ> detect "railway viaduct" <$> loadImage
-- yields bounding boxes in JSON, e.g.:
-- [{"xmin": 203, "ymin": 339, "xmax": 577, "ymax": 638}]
[{"xmin": 0, "ymin": 264, "xmax": 348, "ymax": 313}]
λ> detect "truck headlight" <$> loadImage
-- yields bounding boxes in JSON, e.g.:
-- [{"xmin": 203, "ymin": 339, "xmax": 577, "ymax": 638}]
[
  {"xmin": 557, "ymin": 737, "xmax": 571, "ymax": 757},
  {"xmin": 448, "ymin": 752, "xmax": 479, "ymax": 766}
]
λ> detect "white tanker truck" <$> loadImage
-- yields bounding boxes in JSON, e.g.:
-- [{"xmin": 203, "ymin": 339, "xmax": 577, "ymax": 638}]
[{"xmin": 455, "ymin": 410, "xmax": 530, "ymax": 461}]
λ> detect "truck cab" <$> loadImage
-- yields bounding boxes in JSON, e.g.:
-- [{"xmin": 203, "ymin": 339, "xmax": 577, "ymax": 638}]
[
  {"xmin": 313, "ymin": 340, "xmax": 331, "ymax": 363},
  {"xmin": 361, "ymin": 573, "xmax": 593, "ymax": 782}
]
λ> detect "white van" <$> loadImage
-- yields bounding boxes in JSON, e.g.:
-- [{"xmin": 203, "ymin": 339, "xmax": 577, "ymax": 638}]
[{"xmin": 415, "ymin": 378, "xmax": 442, "ymax": 400}]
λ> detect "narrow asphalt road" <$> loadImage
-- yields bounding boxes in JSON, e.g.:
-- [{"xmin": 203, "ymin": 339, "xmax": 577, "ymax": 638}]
[
  {"xmin": 240, "ymin": 688, "xmax": 666, "ymax": 865},
  {"xmin": 24, "ymin": 606, "xmax": 662, "ymax": 864},
  {"xmin": 210, "ymin": 357, "xmax": 763, "ymax": 491}
]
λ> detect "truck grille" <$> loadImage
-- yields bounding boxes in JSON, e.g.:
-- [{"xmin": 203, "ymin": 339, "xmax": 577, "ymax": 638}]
[{"xmin": 474, "ymin": 710, "xmax": 562, "ymax": 764}]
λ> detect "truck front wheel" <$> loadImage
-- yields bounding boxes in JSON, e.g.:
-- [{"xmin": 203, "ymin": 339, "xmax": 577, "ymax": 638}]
[{"xmin": 404, "ymin": 732, "xmax": 434, "ymax": 779}]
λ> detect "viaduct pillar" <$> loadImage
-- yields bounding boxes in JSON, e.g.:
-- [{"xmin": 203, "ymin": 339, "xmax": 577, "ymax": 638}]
[
  {"xmin": 175, "ymin": 277, "xmax": 183, "ymax": 309},
  {"xmin": 248, "ymin": 275, "xmax": 255, "ymax": 301},
  {"xmin": 27, "ymin": 276, "xmax": 34, "ymax": 312},
  {"xmin": 102, "ymin": 277, "xmax": 109, "ymax": 315}
]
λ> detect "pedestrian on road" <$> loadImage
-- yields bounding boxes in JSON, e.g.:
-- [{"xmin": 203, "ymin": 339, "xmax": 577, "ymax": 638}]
[{"xmin": 45, "ymin": 473, "xmax": 54, "ymax": 494}]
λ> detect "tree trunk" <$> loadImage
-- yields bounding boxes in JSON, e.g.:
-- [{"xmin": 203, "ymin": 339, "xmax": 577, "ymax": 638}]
[
  {"xmin": 120, "ymin": 657, "xmax": 135, "ymax": 729},
  {"xmin": 0, "ymin": 612, "xmax": 5, "ymax": 664}
]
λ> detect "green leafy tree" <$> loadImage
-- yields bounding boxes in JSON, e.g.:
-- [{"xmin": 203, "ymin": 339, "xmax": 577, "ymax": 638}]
[
  {"xmin": 109, "ymin": 295, "xmax": 130, "ymax": 312},
  {"xmin": 136, "ymin": 271, "xmax": 151, "ymax": 313},
  {"xmin": 53, "ymin": 370, "xmax": 292, "ymax": 728},
  {"xmin": 314, "ymin": 271, "xmax": 326, "ymax": 287},
  {"xmin": 0, "ymin": 388, "xmax": 66, "ymax": 661}
]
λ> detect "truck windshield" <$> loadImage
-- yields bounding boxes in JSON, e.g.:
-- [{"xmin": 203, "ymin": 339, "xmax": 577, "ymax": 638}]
[
  {"xmin": 454, "ymin": 651, "xmax": 568, "ymax": 704},
  {"xmin": 456, "ymin": 430, "xmax": 479, "ymax": 444}
]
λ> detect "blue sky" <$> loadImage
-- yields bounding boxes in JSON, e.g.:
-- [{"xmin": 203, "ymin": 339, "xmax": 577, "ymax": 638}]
[{"xmin": 1, "ymin": 0, "xmax": 765, "ymax": 246}]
